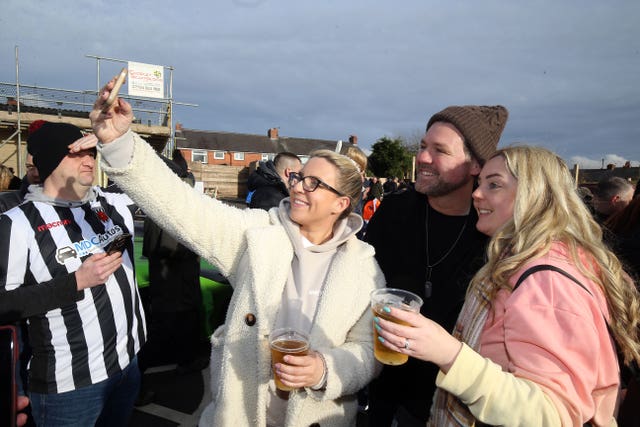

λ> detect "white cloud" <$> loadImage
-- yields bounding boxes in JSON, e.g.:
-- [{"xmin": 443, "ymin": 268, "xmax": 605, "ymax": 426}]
[
  {"xmin": 570, "ymin": 154, "xmax": 639, "ymax": 169},
  {"xmin": 2, "ymin": 0, "xmax": 639, "ymax": 161}
]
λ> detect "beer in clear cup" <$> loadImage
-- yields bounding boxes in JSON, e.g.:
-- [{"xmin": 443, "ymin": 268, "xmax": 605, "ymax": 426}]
[
  {"xmin": 269, "ymin": 328, "xmax": 310, "ymax": 391},
  {"xmin": 370, "ymin": 288, "xmax": 423, "ymax": 365}
]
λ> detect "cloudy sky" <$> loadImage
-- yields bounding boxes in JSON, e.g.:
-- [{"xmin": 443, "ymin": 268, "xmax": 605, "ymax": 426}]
[{"xmin": 2, "ymin": 0, "xmax": 639, "ymax": 168}]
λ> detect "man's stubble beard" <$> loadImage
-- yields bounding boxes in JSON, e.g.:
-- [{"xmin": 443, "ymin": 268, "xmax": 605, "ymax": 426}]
[{"xmin": 414, "ymin": 163, "xmax": 473, "ymax": 197}]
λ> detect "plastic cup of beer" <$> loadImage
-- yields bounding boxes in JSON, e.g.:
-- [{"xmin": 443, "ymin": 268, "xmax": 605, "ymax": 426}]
[
  {"xmin": 269, "ymin": 328, "xmax": 310, "ymax": 391},
  {"xmin": 371, "ymin": 288, "xmax": 423, "ymax": 365}
]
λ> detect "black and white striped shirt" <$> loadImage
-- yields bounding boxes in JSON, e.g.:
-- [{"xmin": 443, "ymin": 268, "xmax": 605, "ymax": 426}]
[{"xmin": 0, "ymin": 187, "xmax": 146, "ymax": 394}]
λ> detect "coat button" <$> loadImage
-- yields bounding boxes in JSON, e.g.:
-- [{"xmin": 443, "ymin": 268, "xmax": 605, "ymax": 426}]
[{"xmin": 244, "ymin": 313, "xmax": 256, "ymax": 326}]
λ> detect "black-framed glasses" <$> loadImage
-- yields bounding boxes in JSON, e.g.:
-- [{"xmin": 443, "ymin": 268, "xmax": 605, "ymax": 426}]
[{"xmin": 288, "ymin": 172, "xmax": 345, "ymax": 197}]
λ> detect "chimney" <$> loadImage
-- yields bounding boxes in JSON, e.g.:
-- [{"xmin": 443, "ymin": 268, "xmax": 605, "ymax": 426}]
[
  {"xmin": 175, "ymin": 122, "xmax": 183, "ymax": 131},
  {"xmin": 268, "ymin": 127, "xmax": 279, "ymax": 139},
  {"xmin": 349, "ymin": 134, "xmax": 358, "ymax": 145}
]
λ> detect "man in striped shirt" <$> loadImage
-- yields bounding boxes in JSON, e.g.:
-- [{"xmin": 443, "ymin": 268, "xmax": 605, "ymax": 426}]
[{"xmin": 0, "ymin": 122, "xmax": 146, "ymax": 426}]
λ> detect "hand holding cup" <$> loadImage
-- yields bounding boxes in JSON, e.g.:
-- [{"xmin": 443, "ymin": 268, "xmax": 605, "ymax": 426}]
[
  {"xmin": 374, "ymin": 304, "xmax": 463, "ymax": 373},
  {"xmin": 371, "ymin": 288, "xmax": 423, "ymax": 365},
  {"xmin": 269, "ymin": 328, "xmax": 324, "ymax": 391}
]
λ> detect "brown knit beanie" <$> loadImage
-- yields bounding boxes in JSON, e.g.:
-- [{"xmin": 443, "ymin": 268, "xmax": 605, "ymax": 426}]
[{"xmin": 426, "ymin": 105, "xmax": 508, "ymax": 164}]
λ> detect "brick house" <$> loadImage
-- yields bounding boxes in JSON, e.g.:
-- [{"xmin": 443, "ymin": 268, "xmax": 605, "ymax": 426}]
[
  {"xmin": 175, "ymin": 124, "xmax": 358, "ymax": 167},
  {"xmin": 174, "ymin": 124, "xmax": 359, "ymax": 199}
]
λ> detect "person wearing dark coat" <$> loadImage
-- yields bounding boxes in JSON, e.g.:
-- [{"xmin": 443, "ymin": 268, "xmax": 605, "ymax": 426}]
[
  {"xmin": 0, "ymin": 188, "xmax": 23, "ymax": 212},
  {"xmin": 135, "ymin": 156, "xmax": 207, "ymax": 406},
  {"xmin": 247, "ymin": 152, "xmax": 301, "ymax": 210},
  {"xmin": 0, "ymin": 153, "xmax": 40, "ymax": 213},
  {"xmin": 143, "ymin": 154, "xmax": 204, "ymax": 371},
  {"xmin": 369, "ymin": 177, "xmax": 384, "ymax": 200},
  {"xmin": 0, "ymin": 137, "xmax": 42, "ymax": 427},
  {"xmin": 365, "ymin": 105, "xmax": 508, "ymax": 425},
  {"xmin": 8, "ymin": 170, "xmax": 22, "ymax": 190},
  {"xmin": 382, "ymin": 177, "xmax": 398, "ymax": 195},
  {"xmin": 172, "ymin": 149, "xmax": 195, "ymax": 186},
  {"xmin": 142, "ymin": 203, "xmax": 204, "ymax": 371},
  {"xmin": 603, "ymin": 192, "xmax": 640, "ymax": 427}
]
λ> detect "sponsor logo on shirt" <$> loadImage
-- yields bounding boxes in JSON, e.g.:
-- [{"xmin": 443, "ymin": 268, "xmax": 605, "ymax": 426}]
[
  {"xmin": 55, "ymin": 225, "xmax": 124, "ymax": 265},
  {"xmin": 37, "ymin": 219, "xmax": 72, "ymax": 232},
  {"xmin": 93, "ymin": 208, "xmax": 110, "ymax": 222},
  {"xmin": 56, "ymin": 246, "xmax": 78, "ymax": 264}
]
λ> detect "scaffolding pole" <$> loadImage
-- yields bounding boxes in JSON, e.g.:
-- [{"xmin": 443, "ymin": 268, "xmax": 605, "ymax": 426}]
[{"xmin": 15, "ymin": 45, "xmax": 23, "ymax": 177}]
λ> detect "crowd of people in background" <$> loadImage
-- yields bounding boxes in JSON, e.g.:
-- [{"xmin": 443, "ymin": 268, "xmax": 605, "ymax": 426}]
[{"xmin": 1, "ymin": 74, "xmax": 639, "ymax": 427}]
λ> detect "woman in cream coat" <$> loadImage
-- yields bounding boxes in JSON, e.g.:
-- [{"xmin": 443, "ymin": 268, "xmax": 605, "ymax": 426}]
[{"xmin": 84, "ymin": 79, "xmax": 385, "ymax": 427}]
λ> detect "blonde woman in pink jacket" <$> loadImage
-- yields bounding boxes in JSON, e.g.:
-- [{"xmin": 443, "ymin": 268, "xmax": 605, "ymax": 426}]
[{"xmin": 375, "ymin": 145, "xmax": 640, "ymax": 426}]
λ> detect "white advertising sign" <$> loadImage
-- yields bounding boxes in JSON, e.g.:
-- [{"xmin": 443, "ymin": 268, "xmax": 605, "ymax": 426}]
[{"xmin": 127, "ymin": 61, "xmax": 164, "ymax": 98}]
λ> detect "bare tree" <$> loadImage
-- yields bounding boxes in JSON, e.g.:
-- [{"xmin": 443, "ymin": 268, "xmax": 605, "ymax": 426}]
[{"xmin": 396, "ymin": 128, "xmax": 423, "ymax": 156}]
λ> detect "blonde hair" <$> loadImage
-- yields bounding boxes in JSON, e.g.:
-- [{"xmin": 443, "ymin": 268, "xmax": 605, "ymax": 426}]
[
  {"xmin": 471, "ymin": 145, "xmax": 640, "ymax": 365},
  {"xmin": 309, "ymin": 149, "xmax": 362, "ymax": 219},
  {"xmin": 0, "ymin": 165, "xmax": 14, "ymax": 191},
  {"xmin": 342, "ymin": 145, "xmax": 368, "ymax": 174}
]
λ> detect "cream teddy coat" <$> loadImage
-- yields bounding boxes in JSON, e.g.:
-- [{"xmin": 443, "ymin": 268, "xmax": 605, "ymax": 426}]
[{"xmin": 100, "ymin": 132, "xmax": 386, "ymax": 427}]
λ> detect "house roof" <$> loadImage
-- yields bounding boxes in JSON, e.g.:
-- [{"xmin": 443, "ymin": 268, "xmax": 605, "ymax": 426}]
[
  {"xmin": 176, "ymin": 128, "xmax": 349, "ymax": 156},
  {"xmin": 577, "ymin": 167, "xmax": 639, "ymax": 184}
]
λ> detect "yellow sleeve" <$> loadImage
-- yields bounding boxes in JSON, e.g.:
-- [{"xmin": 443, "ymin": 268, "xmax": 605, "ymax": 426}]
[{"xmin": 436, "ymin": 343, "xmax": 562, "ymax": 426}]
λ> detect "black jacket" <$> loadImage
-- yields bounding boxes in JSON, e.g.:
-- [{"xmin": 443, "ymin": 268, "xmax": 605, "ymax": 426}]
[
  {"xmin": 143, "ymin": 217, "xmax": 201, "ymax": 313},
  {"xmin": 365, "ymin": 188, "xmax": 488, "ymax": 422},
  {"xmin": 0, "ymin": 190, "xmax": 22, "ymax": 213},
  {"xmin": 247, "ymin": 161, "xmax": 289, "ymax": 210},
  {"xmin": 0, "ymin": 177, "xmax": 30, "ymax": 213}
]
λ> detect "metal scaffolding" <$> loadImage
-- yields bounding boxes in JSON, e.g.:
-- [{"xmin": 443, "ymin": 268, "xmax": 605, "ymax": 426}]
[{"xmin": 1, "ymin": 48, "xmax": 197, "ymax": 175}]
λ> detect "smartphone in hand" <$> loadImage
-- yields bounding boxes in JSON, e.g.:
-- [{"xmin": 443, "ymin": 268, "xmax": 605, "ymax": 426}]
[
  {"xmin": 0, "ymin": 325, "xmax": 18, "ymax": 427},
  {"xmin": 102, "ymin": 68, "xmax": 128, "ymax": 113},
  {"xmin": 105, "ymin": 233, "xmax": 132, "ymax": 255}
]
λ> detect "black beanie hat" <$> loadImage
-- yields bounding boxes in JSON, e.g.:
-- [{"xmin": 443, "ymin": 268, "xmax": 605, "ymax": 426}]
[
  {"xmin": 27, "ymin": 122, "xmax": 90, "ymax": 182},
  {"xmin": 426, "ymin": 105, "xmax": 508, "ymax": 164}
]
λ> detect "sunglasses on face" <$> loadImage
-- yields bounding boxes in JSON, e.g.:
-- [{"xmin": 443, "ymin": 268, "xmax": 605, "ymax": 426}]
[{"xmin": 288, "ymin": 172, "xmax": 345, "ymax": 197}]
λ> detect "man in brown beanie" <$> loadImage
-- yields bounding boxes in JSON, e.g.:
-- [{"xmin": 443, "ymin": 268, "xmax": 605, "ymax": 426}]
[
  {"xmin": 0, "ymin": 122, "xmax": 145, "ymax": 426},
  {"xmin": 365, "ymin": 105, "xmax": 508, "ymax": 426}
]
